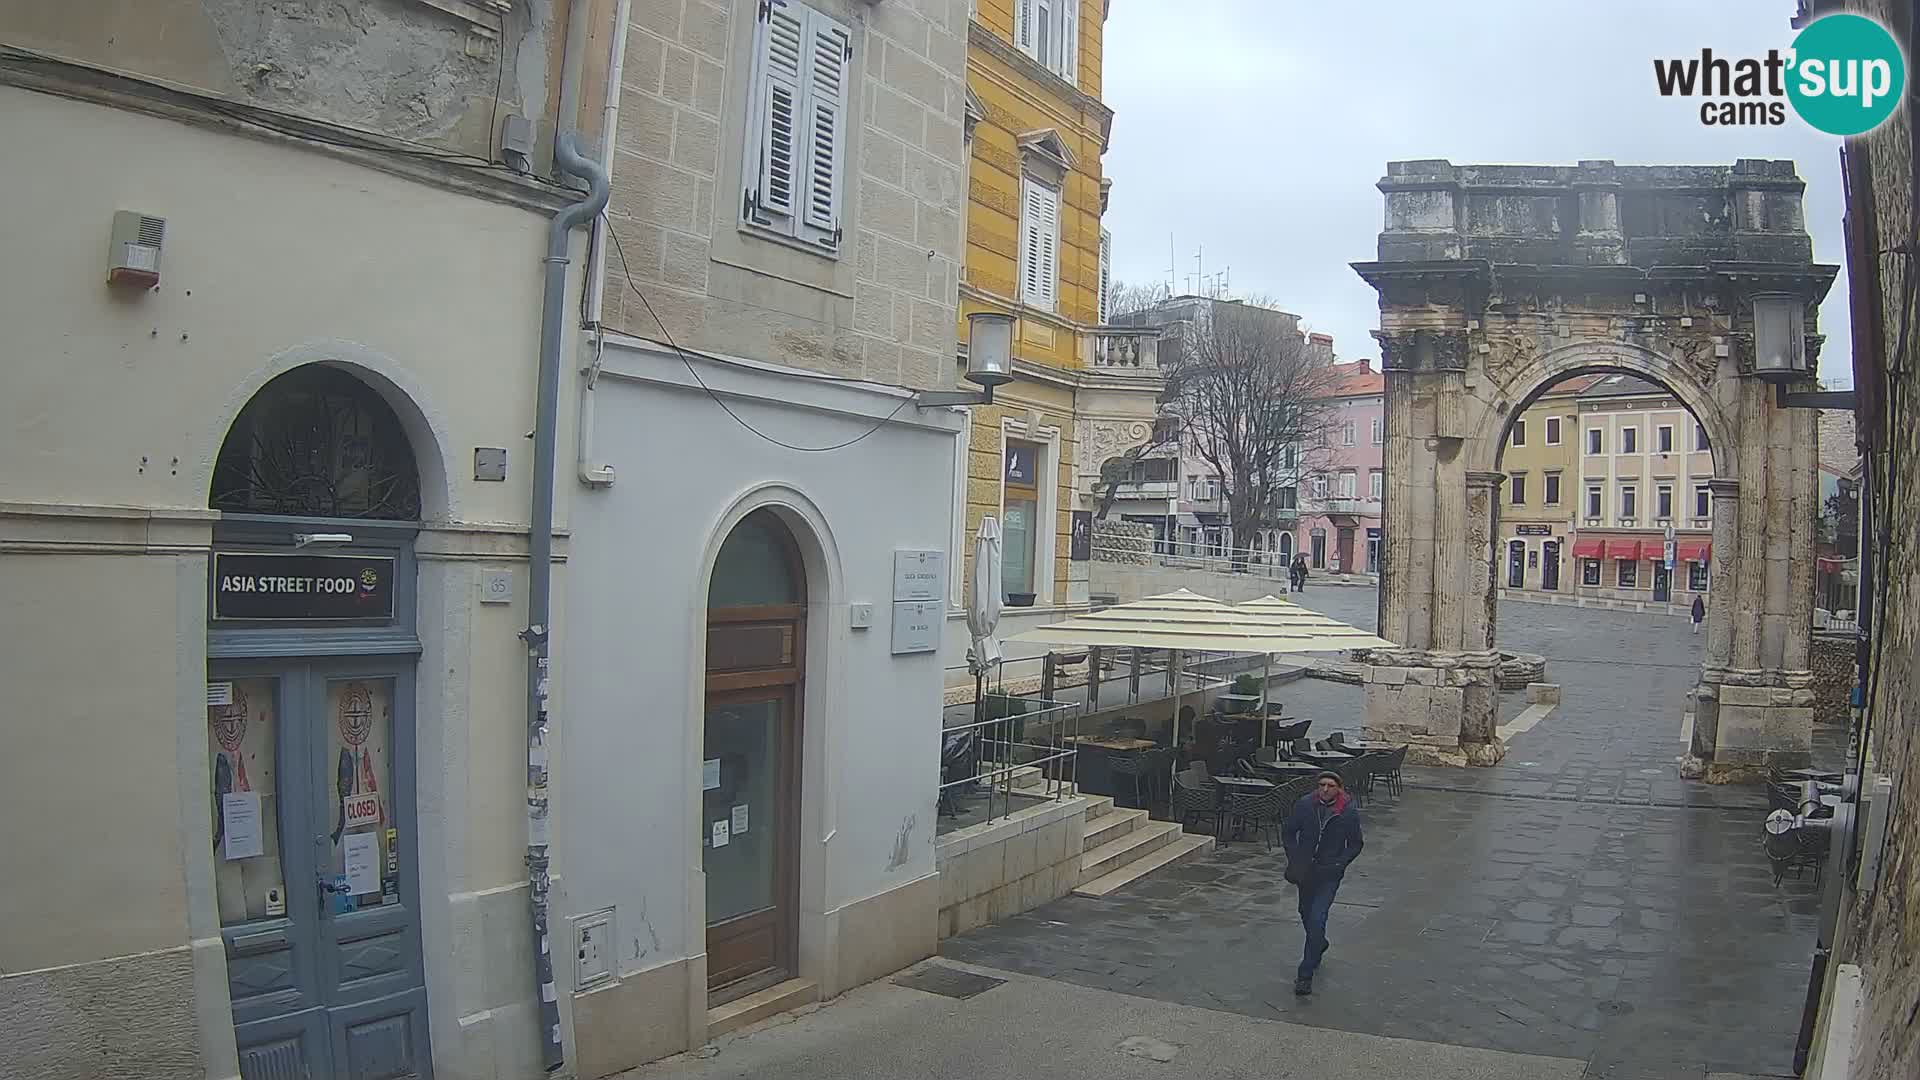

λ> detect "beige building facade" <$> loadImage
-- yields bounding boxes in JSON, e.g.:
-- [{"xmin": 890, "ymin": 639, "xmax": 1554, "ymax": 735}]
[{"xmin": 1497, "ymin": 383, "xmax": 1581, "ymax": 595}]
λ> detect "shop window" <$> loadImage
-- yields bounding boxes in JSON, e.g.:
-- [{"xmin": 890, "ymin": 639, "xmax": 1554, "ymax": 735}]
[
  {"xmin": 1002, "ymin": 439, "xmax": 1043, "ymax": 599},
  {"xmin": 1583, "ymin": 558, "xmax": 1601, "ymax": 586},
  {"xmin": 1688, "ymin": 561, "xmax": 1709, "ymax": 591},
  {"xmin": 211, "ymin": 365, "xmax": 422, "ymax": 520},
  {"xmin": 1617, "ymin": 559, "xmax": 1638, "ymax": 587}
]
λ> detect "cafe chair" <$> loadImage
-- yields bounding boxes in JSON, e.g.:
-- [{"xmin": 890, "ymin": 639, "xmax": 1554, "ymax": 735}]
[
  {"xmin": 1108, "ymin": 749, "xmax": 1155, "ymax": 811},
  {"xmin": 1171, "ymin": 768, "xmax": 1219, "ymax": 836}
]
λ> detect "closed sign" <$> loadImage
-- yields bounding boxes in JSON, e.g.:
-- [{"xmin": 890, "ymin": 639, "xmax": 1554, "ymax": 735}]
[{"xmin": 343, "ymin": 793, "xmax": 382, "ymax": 830}]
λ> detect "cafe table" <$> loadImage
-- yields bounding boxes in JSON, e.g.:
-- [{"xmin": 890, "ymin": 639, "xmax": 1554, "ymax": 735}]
[{"xmin": 1296, "ymin": 750, "xmax": 1355, "ymax": 767}]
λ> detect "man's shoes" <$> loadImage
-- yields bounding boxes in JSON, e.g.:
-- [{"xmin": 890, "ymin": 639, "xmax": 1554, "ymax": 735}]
[{"xmin": 1293, "ymin": 977, "xmax": 1313, "ymax": 996}]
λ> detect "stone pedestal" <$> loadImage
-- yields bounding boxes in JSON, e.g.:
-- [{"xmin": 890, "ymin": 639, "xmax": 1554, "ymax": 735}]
[{"xmin": 1363, "ymin": 650, "xmax": 1503, "ymax": 767}]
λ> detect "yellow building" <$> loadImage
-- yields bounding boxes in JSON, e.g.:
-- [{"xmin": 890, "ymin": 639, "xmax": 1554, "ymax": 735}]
[
  {"xmin": 953, "ymin": 0, "xmax": 1161, "ymax": 630},
  {"xmin": 1498, "ymin": 380, "xmax": 1585, "ymax": 594}
]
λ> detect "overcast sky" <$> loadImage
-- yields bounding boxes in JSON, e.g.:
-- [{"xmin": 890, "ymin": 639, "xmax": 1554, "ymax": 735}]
[{"xmin": 1101, "ymin": 0, "xmax": 1853, "ymax": 386}]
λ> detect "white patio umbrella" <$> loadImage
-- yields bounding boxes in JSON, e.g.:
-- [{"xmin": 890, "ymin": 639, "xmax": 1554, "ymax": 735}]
[{"xmin": 966, "ymin": 517, "xmax": 1003, "ymax": 702}]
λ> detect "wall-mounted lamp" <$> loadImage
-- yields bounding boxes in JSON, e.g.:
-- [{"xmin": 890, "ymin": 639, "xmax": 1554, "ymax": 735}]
[
  {"xmin": 293, "ymin": 532, "xmax": 355, "ymax": 548},
  {"xmin": 1753, "ymin": 292, "xmax": 1855, "ymax": 410},
  {"xmin": 916, "ymin": 312, "xmax": 1014, "ymax": 408}
]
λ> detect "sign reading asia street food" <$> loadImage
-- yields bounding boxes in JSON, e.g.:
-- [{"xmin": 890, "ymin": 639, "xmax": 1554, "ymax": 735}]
[{"xmin": 214, "ymin": 553, "xmax": 396, "ymax": 621}]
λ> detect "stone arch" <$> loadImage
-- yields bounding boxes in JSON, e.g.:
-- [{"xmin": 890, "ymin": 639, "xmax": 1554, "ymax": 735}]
[
  {"xmin": 1476, "ymin": 340, "xmax": 1735, "ymax": 482},
  {"xmin": 198, "ymin": 340, "xmax": 454, "ymax": 523}
]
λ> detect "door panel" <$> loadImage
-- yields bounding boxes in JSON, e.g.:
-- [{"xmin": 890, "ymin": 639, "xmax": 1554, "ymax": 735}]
[
  {"xmin": 234, "ymin": 999, "xmax": 331, "ymax": 1080},
  {"xmin": 328, "ymin": 988, "xmax": 430, "ymax": 1080},
  {"xmin": 703, "ymin": 690, "xmax": 795, "ymax": 994},
  {"xmin": 1543, "ymin": 544, "xmax": 1561, "ymax": 591}
]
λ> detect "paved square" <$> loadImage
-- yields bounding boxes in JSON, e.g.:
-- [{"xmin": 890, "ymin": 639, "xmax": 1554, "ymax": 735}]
[{"xmin": 942, "ymin": 588, "xmax": 1828, "ymax": 1079}]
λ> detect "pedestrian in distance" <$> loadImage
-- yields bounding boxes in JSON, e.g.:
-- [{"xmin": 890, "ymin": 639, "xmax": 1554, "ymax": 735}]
[
  {"xmin": 1282, "ymin": 770, "xmax": 1364, "ymax": 996},
  {"xmin": 1691, "ymin": 593, "xmax": 1705, "ymax": 635}
]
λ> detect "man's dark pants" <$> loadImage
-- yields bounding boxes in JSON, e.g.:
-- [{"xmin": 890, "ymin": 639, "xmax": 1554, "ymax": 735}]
[{"xmin": 1297, "ymin": 875, "xmax": 1340, "ymax": 980}]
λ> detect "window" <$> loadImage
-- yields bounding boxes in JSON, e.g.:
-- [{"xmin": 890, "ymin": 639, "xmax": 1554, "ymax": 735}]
[
  {"xmin": 1657, "ymin": 484, "xmax": 1673, "ymax": 520},
  {"xmin": 1657, "ymin": 425, "xmax": 1674, "ymax": 453},
  {"xmin": 1620, "ymin": 484, "xmax": 1637, "ymax": 520},
  {"xmin": 1689, "ymin": 561, "xmax": 1709, "ymax": 591},
  {"xmin": 1015, "ymin": 0, "xmax": 1079, "ymax": 83},
  {"xmin": 1622, "ymin": 426, "xmax": 1638, "ymax": 453},
  {"xmin": 1018, "ymin": 176, "xmax": 1061, "ymax": 310},
  {"xmin": 1546, "ymin": 416, "xmax": 1562, "ymax": 445},
  {"xmin": 1338, "ymin": 471, "xmax": 1357, "ymax": 498},
  {"xmin": 1002, "ymin": 439, "xmax": 1042, "ymax": 598},
  {"xmin": 1695, "ymin": 485, "xmax": 1712, "ymax": 518},
  {"xmin": 1310, "ymin": 528, "xmax": 1327, "ymax": 569},
  {"xmin": 1544, "ymin": 472, "xmax": 1562, "ymax": 506},
  {"xmin": 742, "ymin": 1, "xmax": 851, "ymax": 253},
  {"xmin": 1586, "ymin": 485, "xmax": 1602, "ymax": 518},
  {"xmin": 1283, "ymin": 443, "xmax": 1298, "ymax": 469},
  {"xmin": 1510, "ymin": 419, "xmax": 1527, "ymax": 448},
  {"xmin": 1278, "ymin": 485, "xmax": 1298, "ymax": 510},
  {"xmin": 1587, "ymin": 427, "xmax": 1604, "ymax": 455},
  {"xmin": 1368, "ymin": 470, "xmax": 1383, "ymax": 501},
  {"xmin": 1617, "ymin": 559, "xmax": 1638, "ymax": 587},
  {"xmin": 1371, "ymin": 417, "xmax": 1384, "ymax": 445},
  {"xmin": 1583, "ymin": 559, "xmax": 1602, "ymax": 586},
  {"xmin": 1695, "ymin": 422, "xmax": 1710, "ymax": 451},
  {"xmin": 1510, "ymin": 473, "xmax": 1527, "ymax": 505},
  {"xmin": 1341, "ymin": 420, "xmax": 1357, "ymax": 446},
  {"xmin": 1098, "ymin": 229, "xmax": 1112, "ymax": 323},
  {"xmin": 1278, "ymin": 532, "xmax": 1294, "ymax": 560},
  {"xmin": 1311, "ymin": 477, "xmax": 1328, "ymax": 500}
]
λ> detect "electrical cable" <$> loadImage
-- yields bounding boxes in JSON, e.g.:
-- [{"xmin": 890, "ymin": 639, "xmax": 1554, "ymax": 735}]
[{"xmin": 603, "ymin": 215, "xmax": 915, "ymax": 452}]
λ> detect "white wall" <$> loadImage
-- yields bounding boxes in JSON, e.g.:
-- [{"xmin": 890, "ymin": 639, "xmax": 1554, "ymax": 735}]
[
  {"xmin": 0, "ymin": 87, "xmax": 572, "ymax": 1080},
  {"xmin": 557, "ymin": 338, "xmax": 959, "ymax": 1005}
]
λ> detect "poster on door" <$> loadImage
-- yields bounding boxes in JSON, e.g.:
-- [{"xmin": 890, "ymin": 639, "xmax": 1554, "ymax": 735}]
[
  {"xmin": 208, "ymin": 677, "xmax": 285, "ymax": 925},
  {"xmin": 327, "ymin": 679, "xmax": 396, "ymax": 909}
]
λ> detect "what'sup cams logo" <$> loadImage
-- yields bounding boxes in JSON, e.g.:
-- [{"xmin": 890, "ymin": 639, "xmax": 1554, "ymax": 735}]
[{"xmin": 1654, "ymin": 13, "xmax": 1906, "ymax": 135}]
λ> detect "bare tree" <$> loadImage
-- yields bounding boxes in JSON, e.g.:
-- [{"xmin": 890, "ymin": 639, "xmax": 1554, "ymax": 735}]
[
  {"xmin": 1166, "ymin": 298, "xmax": 1338, "ymax": 556},
  {"xmin": 1106, "ymin": 279, "xmax": 1170, "ymax": 321}
]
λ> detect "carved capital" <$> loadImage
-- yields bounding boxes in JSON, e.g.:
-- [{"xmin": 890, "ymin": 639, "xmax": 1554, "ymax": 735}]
[
  {"xmin": 1377, "ymin": 328, "xmax": 1469, "ymax": 373},
  {"xmin": 1465, "ymin": 471, "xmax": 1507, "ymax": 492}
]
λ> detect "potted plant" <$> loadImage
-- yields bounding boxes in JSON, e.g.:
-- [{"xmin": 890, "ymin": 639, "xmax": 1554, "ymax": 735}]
[{"xmin": 1005, "ymin": 591, "xmax": 1037, "ymax": 607}]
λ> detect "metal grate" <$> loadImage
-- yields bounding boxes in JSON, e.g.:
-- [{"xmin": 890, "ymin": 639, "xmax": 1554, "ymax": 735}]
[{"xmin": 891, "ymin": 964, "xmax": 1005, "ymax": 1000}]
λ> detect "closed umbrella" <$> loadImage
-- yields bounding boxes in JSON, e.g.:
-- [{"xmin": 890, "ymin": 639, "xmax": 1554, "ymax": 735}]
[{"xmin": 967, "ymin": 516, "xmax": 1003, "ymax": 684}]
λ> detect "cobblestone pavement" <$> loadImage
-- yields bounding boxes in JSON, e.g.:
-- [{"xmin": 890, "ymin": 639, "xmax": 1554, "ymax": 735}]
[{"xmin": 942, "ymin": 587, "xmax": 1827, "ymax": 1080}]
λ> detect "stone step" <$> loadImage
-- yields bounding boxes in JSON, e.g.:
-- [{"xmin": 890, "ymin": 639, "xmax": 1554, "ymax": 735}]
[
  {"xmin": 1072, "ymin": 833, "xmax": 1215, "ymax": 898},
  {"xmin": 1082, "ymin": 795, "xmax": 1115, "ymax": 820},
  {"xmin": 1082, "ymin": 806, "xmax": 1147, "ymax": 853},
  {"xmin": 1079, "ymin": 820, "xmax": 1183, "ymax": 883},
  {"xmin": 706, "ymin": 977, "xmax": 819, "ymax": 1039}
]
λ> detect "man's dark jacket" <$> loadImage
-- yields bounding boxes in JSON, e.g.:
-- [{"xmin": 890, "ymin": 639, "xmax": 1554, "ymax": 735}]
[{"xmin": 1281, "ymin": 792, "xmax": 1364, "ymax": 886}]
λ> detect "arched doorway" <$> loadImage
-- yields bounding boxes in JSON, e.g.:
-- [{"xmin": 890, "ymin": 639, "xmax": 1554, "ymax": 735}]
[
  {"xmin": 1354, "ymin": 159, "xmax": 1836, "ymax": 777},
  {"xmin": 205, "ymin": 364, "xmax": 433, "ymax": 1078},
  {"xmin": 703, "ymin": 509, "xmax": 806, "ymax": 1002}
]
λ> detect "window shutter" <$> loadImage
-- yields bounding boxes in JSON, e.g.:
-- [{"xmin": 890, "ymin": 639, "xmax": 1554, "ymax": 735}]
[
  {"xmin": 795, "ymin": 9, "xmax": 850, "ymax": 248},
  {"xmin": 1019, "ymin": 179, "xmax": 1044, "ymax": 305},
  {"xmin": 748, "ymin": 1, "xmax": 805, "ymax": 230},
  {"xmin": 1061, "ymin": 0, "xmax": 1078, "ymax": 82},
  {"xmin": 1098, "ymin": 229, "xmax": 1111, "ymax": 323},
  {"xmin": 1015, "ymin": 0, "xmax": 1037, "ymax": 58}
]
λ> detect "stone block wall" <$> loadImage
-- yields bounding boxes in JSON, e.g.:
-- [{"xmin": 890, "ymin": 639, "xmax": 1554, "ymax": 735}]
[
  {"xmin": 934, "ymin": 798, "xmax": 1085, "ymax": 939},
  {"xmin": 1809, "ymin": 633, "xmax": 1853, "ymax": 725}
]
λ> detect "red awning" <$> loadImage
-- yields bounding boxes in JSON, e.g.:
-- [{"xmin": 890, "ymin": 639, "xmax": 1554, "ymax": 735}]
[
  {"xmin": 1571, "ymin": 538, "xmax": 1604, "ymax": 559},
  {"xmin": 1676, "ymin": 539, "xmax": 1711, "ymax": 563},
  {"xmin": 1606, "ymin": 539, "xmax": 1644, "ymax": 561}
]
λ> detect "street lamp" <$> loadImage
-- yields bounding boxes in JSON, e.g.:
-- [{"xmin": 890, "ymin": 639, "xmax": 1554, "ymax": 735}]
[
  {"xmin": 917, "ymin": 311, "xmax": 1015, "ymax": 407},
  {"xmin": 1751, "ymin": 292, "xmax": 1854, "ymax": 410}
]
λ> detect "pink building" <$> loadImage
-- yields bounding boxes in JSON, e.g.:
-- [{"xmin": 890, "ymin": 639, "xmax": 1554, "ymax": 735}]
[{"xmin": 1295, "ymin": 359, "xmax": 1385, "ymax": 574}]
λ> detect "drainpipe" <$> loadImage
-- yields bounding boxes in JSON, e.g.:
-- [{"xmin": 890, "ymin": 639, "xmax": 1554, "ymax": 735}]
[
  {"xmin": 577, "ymin": 0, "xmax": 633, "ymax": 488},
  {"xmin": 525, "ymin": 0, "xmax": 611, "ymax": 1072}
]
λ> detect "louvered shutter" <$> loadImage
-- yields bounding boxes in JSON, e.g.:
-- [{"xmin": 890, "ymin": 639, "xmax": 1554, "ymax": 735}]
[
  {"xmin": 1061, "ymin": 0, "xmax": 1078, "ymax": 83},
  {"xmin": 1098, "ymin": 228, "xmax": 1112, "ymax": 324},
  {"xmin": 1015, "ymin": 0, "xmax": 1038, "ymax": 59},
  {"xmin": 1019, "ymin": 178, "xmax": 1059, "ymax": 310},
  {"xmin": 797, "ymin": 10, "xmax": 850, "ymax": 249},
  {"xmin": 747, "ymin": 0, "xmax": 805, "ymax": 231}
]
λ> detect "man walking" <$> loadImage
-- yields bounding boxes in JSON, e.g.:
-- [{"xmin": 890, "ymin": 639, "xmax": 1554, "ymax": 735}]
[{"xmin": 1282, "ymin": 771, "xmax": 1364, "ymax": 995}]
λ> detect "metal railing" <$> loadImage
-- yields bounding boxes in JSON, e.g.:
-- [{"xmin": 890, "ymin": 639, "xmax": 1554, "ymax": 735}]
[
  {"xmin": 938, "ymin": 695, "xmax": 1082, "ymax": 826},
  {"xmin": 1093, "ymin": 537, "xmax": 1367, "ymax": 580}
]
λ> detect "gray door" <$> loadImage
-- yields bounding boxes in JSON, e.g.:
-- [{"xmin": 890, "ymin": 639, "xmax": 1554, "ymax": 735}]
[{"xmin": 210, "ymin": 663, "xmax": 431, "ymax": 1080}]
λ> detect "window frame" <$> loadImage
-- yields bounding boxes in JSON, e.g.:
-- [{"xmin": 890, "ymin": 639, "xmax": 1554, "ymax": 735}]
[
  {"xmin": 1656, "ymin": 483, "xmax": 1674, "ymax": 520},
  {"xmin": 1544, "ymin": 471, "xmax": 1562, "ymax": 507},
  {"xmin": 1695, "ymin": 422, "xmax": 1710, "ymax": 451},
  {"xmin": 1587, "ymin": 427, "xmax": 1604, "ymax": 455},
  {"xmin": 1695, "ymin": 485, "xmax": 1712, "ymax": 519},
  {"xmin": 1545, "ymin": 416, "xmax": 1562, "ymax": 445},
  {"xmin": 1688, "ymin": 561, "xmax": 1709, "ymax": 591},
  {"xmin": 1371, "ymin": 416, "xmax": 1384, "ymax": 445},
  {"xmin": 1657, "ymin": 424, "xmax": 1674, "ymax": 453},
  {"xmin": 1341, "ymin": 420, "xmax": 1357, "ymax": 447},
  {"xmin": 1620, "ymin": 483, "xmax": 1637, "ymax": 521},
  {"xmin": 1586, "ymin": 485, "xmax": 1603, "ymax": 519},
  {"xmin": 1015, "ymin": 0, "xmax": 1079, "ymax": 84},
  {"xmin": 1368, "ymin": 470, "xmax": 1383, "ymax": 501},
  {"xmin": 1510, "ymin": 419, "xmax": 1527, "ymax": 448},
  {"xmin": 1621, "ymin": 426, "xmax": 1639, "ymax": 454},
  {"xmin": 1509, "ymin": 473, "xmax": 1527, "ymax": 505},
  {"xmin": 1017, "ymin": 174, "xmax": 1062, "ymax": 311},
  {"xmin": 1583, "ymin": 558, "xmax": 1602, "ymax": 586},
  {"xmin": 739, "ymin": 0, "xmax": 852, "ymax": 256},
  {"xmin": 1617, "ymin": 559, "xmax": 1638, "ymax": 587}
]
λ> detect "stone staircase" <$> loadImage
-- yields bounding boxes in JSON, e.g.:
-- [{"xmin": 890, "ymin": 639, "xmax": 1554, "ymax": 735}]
[{"xmin": 1000, "ymin": 765, "xmax": 1214, "ymax": 897}]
